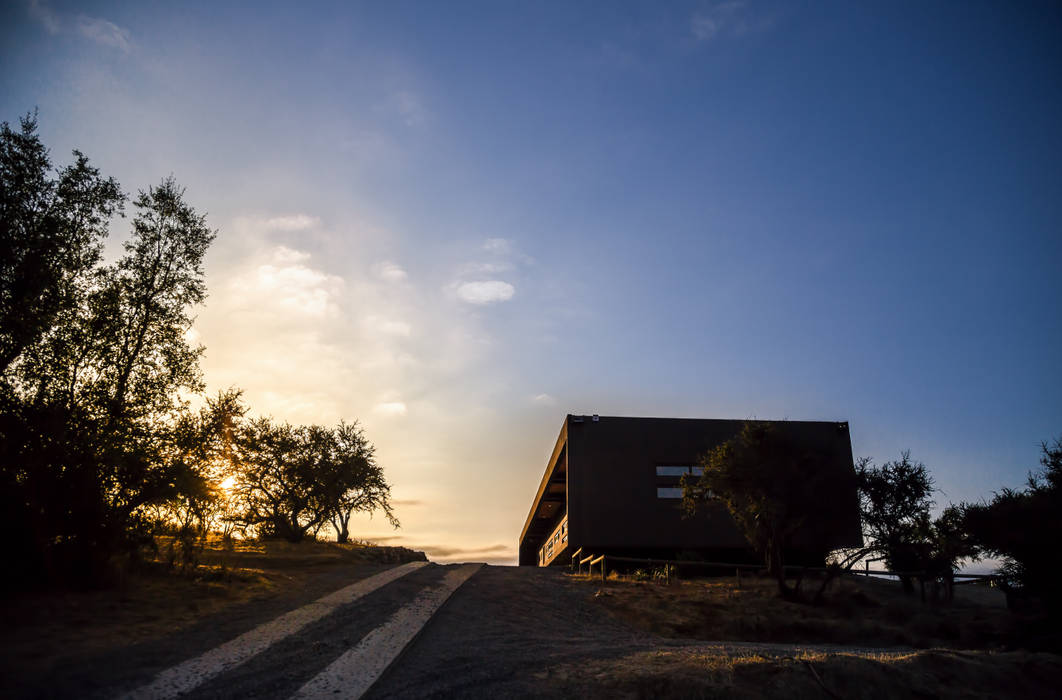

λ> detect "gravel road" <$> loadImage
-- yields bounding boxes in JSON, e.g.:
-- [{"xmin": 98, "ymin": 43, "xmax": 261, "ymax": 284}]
[
  {"xmin": 21, "ymin": 563, "xmax": 929, "ymax": 699},
  {"xmin": 364, "ymin": 566, "xmax": 917, "ymax": 699},
  {"xmin": 20, "ymin": 562, "xmax": 396, "ymax": 700}
]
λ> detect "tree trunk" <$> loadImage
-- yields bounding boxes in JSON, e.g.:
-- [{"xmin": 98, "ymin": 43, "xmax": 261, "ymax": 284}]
[{"xmin": 767, "ymin": 542, "xmax": 794, "ymax": 599}]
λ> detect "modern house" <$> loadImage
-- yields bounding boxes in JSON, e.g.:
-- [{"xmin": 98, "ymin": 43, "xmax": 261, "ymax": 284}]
[{"xmin": 518, "ymin": 415, "xmax": 863, "ymax": 567}]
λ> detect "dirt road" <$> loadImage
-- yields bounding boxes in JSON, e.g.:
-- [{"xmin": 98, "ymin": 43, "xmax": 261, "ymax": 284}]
[{"xmin": 9, "ymin": 563, "xmax": 1061, "ymax": 699}]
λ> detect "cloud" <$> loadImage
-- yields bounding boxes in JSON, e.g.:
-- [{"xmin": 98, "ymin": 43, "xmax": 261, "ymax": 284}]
[
  {"xmin": 377, "ymin": 91, "xmax": 426, "ymax": 127},
  {"xmin": 455, "ymin": 280, "xmax": 515, "ymax": 305},
  {"xmin": 692, "ymin": 1, "xmax": 757, "ymax": 42},
  {"xmin": 373, "ymin": 401, "xmax": 408, "ymax": 417},
  {"xmin": 239, "ymin": 246, "xmax": 342, "ymax": 318},
  {"xmin": 416, "ymin": 543, "xmax": 512, "ymax": 558},
  {"xmin": 391, "ymin": 499, "xmax": 423, "ymax": 507},
  {"xmin": 482, "ymin": 238, "xmax": 512, "ymax": 254},
  {"xmin": 76, "ymin": 16, "xmax": 131, "ymax": 52},
  {"xmin": 264, "ymin": 214, "xmax": 320, "ymax": 231},
  {"xmin": 364, "ymin": 315, "xmax": 412, "ymax": 337},
  {"xmin": 480, "ymin": 237, "xmax": 535, "ymax": 266},
  {"xmin": 28, "ymin": 1, "xmax": 132, "ymax": 52},
  {"xmin": 532, "ymin": 393, "xmax": 557, "ymax": 406},
  {"xmin": 28, "ymin": 0, "xmax": 60, "ymax": 33},
  {"xmin": 372, "ymin": 261, "xmax": 408, "ymax": 282},
  {"xmin": 458, "ymin": 261, "xmax": 513, "ymax": 276}
]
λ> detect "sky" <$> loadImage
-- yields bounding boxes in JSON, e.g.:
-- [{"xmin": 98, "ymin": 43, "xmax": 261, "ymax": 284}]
[{"xmin": 2, "ymin": 1, "xmax": 1060, "ymax": 565}]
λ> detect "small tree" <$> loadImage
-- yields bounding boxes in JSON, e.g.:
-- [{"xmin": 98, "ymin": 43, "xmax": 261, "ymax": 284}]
[
  {"xmin": 924, "ymin": 504, "xmax": 978, "ymax": 602},
  {"xmin": 855, "ymin": 451, "xmax": 935, "ymax": 593},
  {"xmin": 231, "ymin": 418, "xmax": 399, "ymax": 544},
  {"xmin": 149, "ymin": 389, "xmax": 245, "ymax": 568},
  {"xmin": 964, "ymin": 436, "xmax": 1062, "ymax": 610},
  {"xmin": 231, "ymin": 418, "xmax": 332, "ymax": 542},
  {"xmin": 321, "ymin": 421, "xmax": 398, "ymax": 543},
  {"xmin": 683, "ymin": 422, "xmax": 835, "ymax": 598}
]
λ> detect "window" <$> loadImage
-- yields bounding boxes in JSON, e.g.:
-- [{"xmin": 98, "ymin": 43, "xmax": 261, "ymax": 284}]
[
  {"xmin": 656, "ymin": 465, "xmax": 703, "ymax": 477},
  {"xmin": 657, "ymin": 487, "xmax": 684, "ymax": 499}
]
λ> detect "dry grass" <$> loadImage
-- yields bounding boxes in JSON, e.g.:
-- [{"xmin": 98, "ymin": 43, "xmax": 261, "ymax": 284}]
[
  {"xmin": 580, "ymin": 572, "xmax": 1018, "ymax": 649},
  {"xmin": 538, "ymin": 647, "xmax": 1062, "ymax": 699}
]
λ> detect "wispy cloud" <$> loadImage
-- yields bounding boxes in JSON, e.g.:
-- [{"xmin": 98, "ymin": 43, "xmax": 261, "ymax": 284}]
[
  {"xmin": 532, "ymin": 393, "xmax": 557, "ymax": 406},
  {"xmin": 373, "ymin": 401, "xmax": 408, "ymax": 417},
  {"xmin": 378, "ymin": 90, "xmax": 426, "ymax": 127},
  {"xmin": 265, "ymin": 214, "xmax": 320, "ymax": 231},
  {"xmin": 364, "ymin": 315, "xmax": 412, "ymax": 337},
  {"xmin": 28, "ymin": 0, "xmax": 60, "ymax": 33},
  {"xmin": 454, "ymin": 280, "xmax": 515, "ymax": 305},
  {"xmin": 447, "ymin": 237, "xmax": 534, "ymax": 305},
  {"xmin": 76, "ymin": 16, "xmax": 131, "ymax": 52},
  {"xmin": 483, "ymin": 238, "xmax": 512, "ymax": 254},
  {"xmin": 28, "ymin": 1, "xmax": 132, "ymax": 52},
  {"xmin": 236, "ymin": 246, "xmax": 341, "ymax": 318},
  {"xmin": 372, "ymin": 261, "xmax": 408, "ymax": 282},
  {"xmin": 417, "ymin": 543, "xmax": 512, "ymax": 558},
  {"xmin": 692, "ymin": 1, "xmax": 772, "ymax": 42}
]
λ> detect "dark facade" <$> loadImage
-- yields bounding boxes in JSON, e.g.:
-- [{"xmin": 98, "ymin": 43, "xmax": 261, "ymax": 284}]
[{"xmin": 518, "ymin": 415, "xmax": 863, "ymax": 567}]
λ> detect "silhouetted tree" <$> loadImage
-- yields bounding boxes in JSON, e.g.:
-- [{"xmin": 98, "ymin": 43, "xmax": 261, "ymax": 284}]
[
  {"xmin": 0, "ymin": 112, "xmax": 123, "ymax": 375},
  {"xmin": 231, "ymin": 419, "xmax": 398, "ymax": 544},
  {"xmin": 964, "ymin": 437, "xmax": 1062, "ymax": 610},
  {"xmin": 320, "ymin": 421, "xmax": 398, "ymax": 543},
  {"xmin": 151, "ymin": 389, "xmax": 245, "ymax": 568},
  {"xmin": 231, "ymin": 418, "xmax": 330, "ymax": 542},
  {"xmin": 0, "ymin": 113, "xmax": 217, "ymax": 583},
  {"xmin": 683, "ymin": 422, "xmax": 836, "ymax": 598},
  {"xmin": 855, "ymin": 451, "xmax": 935, "ymax": 593},
  {"xmin": 924, "ymin": 504, "xmax": 978, "ymax": 602}
]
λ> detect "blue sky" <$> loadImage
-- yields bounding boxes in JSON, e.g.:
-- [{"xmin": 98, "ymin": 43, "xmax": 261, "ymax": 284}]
[{"xmin": 3, "ymin": 1, "xmax": 1060, "ymax": 563}]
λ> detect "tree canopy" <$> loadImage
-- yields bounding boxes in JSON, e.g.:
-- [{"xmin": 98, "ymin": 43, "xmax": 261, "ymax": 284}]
[
  {"xmin": 0, "ymin": 112, "xmax": 398, "ymax": 586},
  {"xmin": 964, "ymin": 437, "xmax": 1062, "ymax": 607},
  {"xmin": 682, "ymin": 421, "xmax": 838, "ymax": 597}
]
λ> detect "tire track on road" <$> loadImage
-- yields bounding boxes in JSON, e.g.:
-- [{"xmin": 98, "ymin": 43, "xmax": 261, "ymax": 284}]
[
  {"xmin": 182, "ymin": 563, "xmax": 473, "ymax": 700},
  {"xmin": 293, "ymin": 563, "xmax": 482, "ymax": 699},
  {"xmin": 120, "ymin": 561, "xmax": 426, "ymax": 700}
]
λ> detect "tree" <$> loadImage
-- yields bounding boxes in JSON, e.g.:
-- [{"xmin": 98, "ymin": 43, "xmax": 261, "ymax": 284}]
[
  {"xmin": 231, "ymin": 418, "xmax": 330, "ymax": 542},
  {"xmin": 0, "ymin": 118, "xmax": 217, "ymax": 583},
  {"xmin": 964, "ymin": 436, "xmax": 1062, "ymax": 609},
  {"xmin": 321, "ymin": 421, "xmax": 398, "ymax": 543},
  {"xmin": 150, "ymin": 389, "xmax": 245, "ymax": 569},
  {"xmin": 230, "ymin": 419, "xmax": 399, "ymax": 544},
  {"xmin": 854, "ymin": 451, "xmax": 935, "ymax": 593},
  {"xmin": 682, "ymin": 422, "xmax": 837, "ymax": 598},
  {"xmin": 924, "ymin": 504, "xmax": 978, "ymax": 602},
  {"xmin": 1, "ymin": 113, "xmax": 124, "ymax": 375}
]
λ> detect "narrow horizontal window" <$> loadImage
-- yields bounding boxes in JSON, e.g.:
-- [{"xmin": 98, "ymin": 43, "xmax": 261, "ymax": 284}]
[
  {"xmin": 656, "ymin": 466, "xmax": 691, "ymax": 476},
  {"xmin": 690, "ymin": 466, "xmax": 704, "ymax": 476},
  {"xmin": 657, "ymin": 487, "xmax": 684, "ymax": 499}
]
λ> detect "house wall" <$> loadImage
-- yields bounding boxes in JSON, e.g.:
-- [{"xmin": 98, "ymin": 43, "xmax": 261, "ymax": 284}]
[{"xmin": 566, "ymin": 415, "xmax": 862, "ymax": 563}]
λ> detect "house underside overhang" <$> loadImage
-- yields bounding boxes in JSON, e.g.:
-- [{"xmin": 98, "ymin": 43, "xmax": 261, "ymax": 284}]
[{"xmin": 518, "ymin": 421, "xmax": 568, "ymax": 565}]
